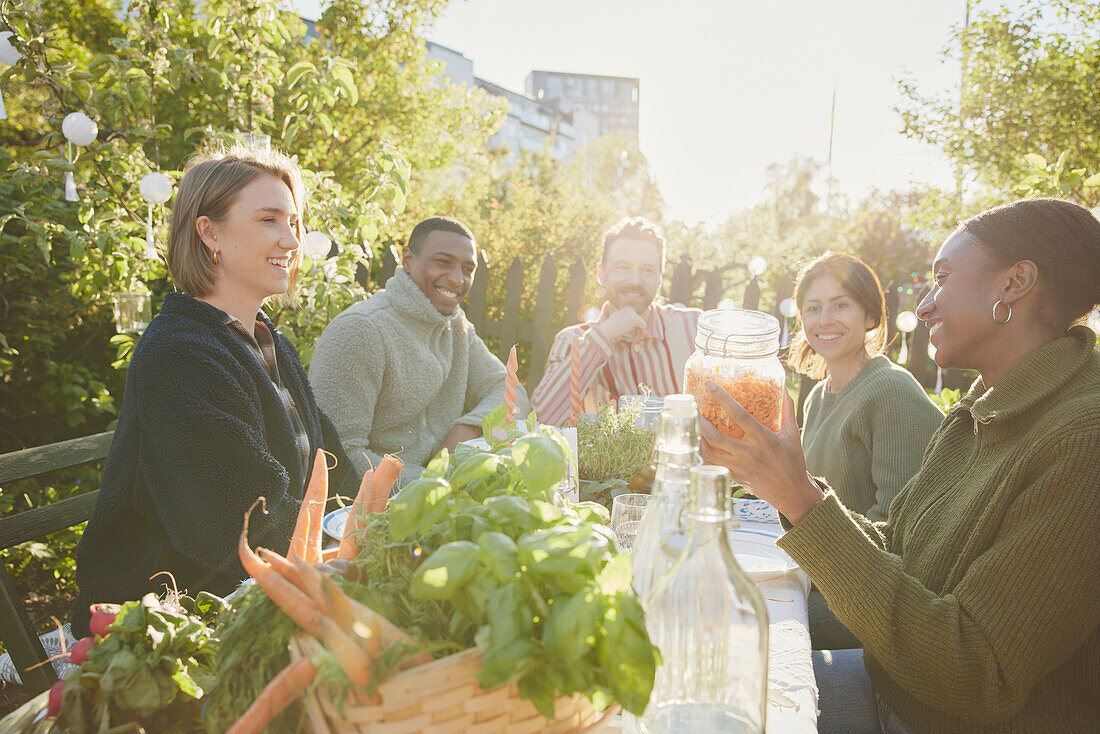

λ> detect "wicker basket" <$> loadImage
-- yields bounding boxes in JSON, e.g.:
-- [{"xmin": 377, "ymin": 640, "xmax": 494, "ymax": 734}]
[{"xmin": 289, "ymin": 637, "xmax": 618, "ymax": 734}]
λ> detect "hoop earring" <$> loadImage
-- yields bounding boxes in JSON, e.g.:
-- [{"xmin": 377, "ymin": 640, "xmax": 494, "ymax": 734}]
[
  {"xmin": 212, "ymin": 250, "xmax": 220, "ymax": 266},
  {"xmin": 992, "ymin": 298, "xmax": 1012, "ymax": 324}
]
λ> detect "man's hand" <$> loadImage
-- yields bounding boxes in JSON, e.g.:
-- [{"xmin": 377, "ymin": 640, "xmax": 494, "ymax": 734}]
[
  {"xmin": 439, "ymin": 423, "xmax": 482, "ymax": 455},
  {"xmin": 698, "ymin": 380, "xmax": 824, "ymax": 524},
  {"xmin": 595, "ymin": 306, "xmax": 647, "ymax": 344}
]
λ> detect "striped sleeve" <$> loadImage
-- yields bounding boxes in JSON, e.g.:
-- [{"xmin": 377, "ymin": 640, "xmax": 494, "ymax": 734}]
[{"xmin": 531, "ymin": 325, "xmax": 611, "ymax": 426}]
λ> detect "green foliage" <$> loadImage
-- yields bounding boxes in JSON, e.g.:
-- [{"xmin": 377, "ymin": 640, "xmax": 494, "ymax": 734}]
[
  {"xmin": 928, "ymin": 388, "xmax": 963, "ymax": 414},
  {"xmin": 1015, "ymin": 152, "xmax": 1100, "ymax": 200},
  {"xmin": 898, "ymin": 0, "xmax": 1100, "ymax": 207},
  {"xmin": 58, "ymin": 593, "xmax": 221, "ymax": 733},
  {"xmin": 0, "ymin": 0, "xmax": 500, "ymax": 658},
  {"xmin": 388, "ymin": 423, "xmax": 658, "ymax": 717},
  {"xmin": 576, "ymin": 401, "xmax": 655, "ymax": 484}
]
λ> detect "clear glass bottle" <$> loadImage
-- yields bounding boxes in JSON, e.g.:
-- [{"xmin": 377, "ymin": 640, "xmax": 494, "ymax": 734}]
[
  {"xmin": 684, "ymin": 309, "xmax": 786, "ymax": 441},
  {"xmin": 630, "ymin": 394, "xmax": 700, "ymax": 603},
  {"xmin": 623, "ymin": 394, "xmax": 699, "ymax": 734},
  {"xmin": 641, "ymin": 465, "xmax": 769, "ymax": 734}
]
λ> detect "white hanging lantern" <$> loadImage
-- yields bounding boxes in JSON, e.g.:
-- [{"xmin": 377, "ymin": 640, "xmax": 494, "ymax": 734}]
[
  {"xmin": 60, "ymin": 112, "xmax": 98, "ymax": 202},
  {"xmin": 139, "ymin": 172, "xmax": 173, "ymax": 258},
  {"xmin": 0, "ymin": 31, "xmax": 20, "ymax": 66},
  {"xmin": 747, "ymin": 255, "xmax": 768, "ymax": 277},
  {"xmin": 62, "ymin": 112, "xmax": 98, "ymax": 146},
  {"xmin": 64, "ymin": 171, "xmax": 78, "ymax": 202},
  {"xmin": 779, "ymin": 297, "xmax": 798, "ymax": 318},
  {"xmin": 139, "ymin": 172, "xmax": 173, "ymax": 204},
  {"xmin": 0, "ymin": 31, "xmax": 20, "ymax": 121},
  {"xmin": 895, "ymin": 310, "xmax": 919, "ymax": 333},
  {"xmin": 302, "ymin": 230, "xmax": 332, "ymax": 260}
]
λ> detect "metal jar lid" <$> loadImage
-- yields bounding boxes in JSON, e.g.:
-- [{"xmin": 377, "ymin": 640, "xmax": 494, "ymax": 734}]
[{"xmin": 694, "ymin": 308, "xmax": 780, "ymax": 358}]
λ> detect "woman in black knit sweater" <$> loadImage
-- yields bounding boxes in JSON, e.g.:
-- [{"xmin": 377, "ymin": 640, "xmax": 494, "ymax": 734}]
[{"xmin": 72, "ymin": 147, "xmax": 353, "ymax": 636}]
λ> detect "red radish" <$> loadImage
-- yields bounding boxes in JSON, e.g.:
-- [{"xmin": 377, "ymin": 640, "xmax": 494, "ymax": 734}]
[
  {"xmin": 89, "ymin": 604, "xmax": 119, "ymax": 637},
  {"xmin": 47, "ymin": 680, "xmax": 66, "ymax": 717},
  {"xmin": 69, "ymin": 636, "xmax": 96, "ymax": 665}
]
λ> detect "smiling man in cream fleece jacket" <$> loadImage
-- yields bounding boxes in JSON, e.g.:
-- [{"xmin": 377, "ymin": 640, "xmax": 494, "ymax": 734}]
[{"xmin": 309, "ymin": 217, "xmax": 528, "ymax": 482}]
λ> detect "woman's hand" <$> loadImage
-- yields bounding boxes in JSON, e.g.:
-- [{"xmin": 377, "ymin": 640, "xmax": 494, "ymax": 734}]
[{"xmin": 699, "ymin": 379, "xmax": 824, "ymax": 524}]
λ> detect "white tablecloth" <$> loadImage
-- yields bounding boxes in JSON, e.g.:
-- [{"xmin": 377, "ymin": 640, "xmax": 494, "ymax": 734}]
[{"xmin": 746, "ymin": 520, "xmax": 818, "ymax": 734}]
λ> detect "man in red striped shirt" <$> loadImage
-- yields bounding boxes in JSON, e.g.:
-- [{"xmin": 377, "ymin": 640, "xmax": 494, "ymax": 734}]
[{"xmin": 532, "ymin": 217, "xmax": 701, "ymax": 426}]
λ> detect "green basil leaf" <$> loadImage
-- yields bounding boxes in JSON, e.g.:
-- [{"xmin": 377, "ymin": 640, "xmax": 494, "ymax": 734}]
[
  {"xmin": 388, "ymin": 477, "xmax": 453, "ymax": 540},
  {"xmin": 411, "ymin": 541, "xmax": 481, "ymax": 599},
  {"xmin": 511, "ymin": 433, "xmax": 566, "ymax": 496}
]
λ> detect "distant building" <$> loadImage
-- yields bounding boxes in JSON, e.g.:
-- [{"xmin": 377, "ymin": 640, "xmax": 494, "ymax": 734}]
[
  {"xmin": 525, "ymin": 71, "xmax": 640, "ymax": 138},
  {"xmin": 425, "ymin": 42, "xmax": 616, "ymax": 164}
]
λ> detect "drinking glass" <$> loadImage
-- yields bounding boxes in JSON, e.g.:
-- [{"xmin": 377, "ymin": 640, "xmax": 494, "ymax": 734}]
[{"xmin": 612, "ymin": 493, "xmax": 650, "ymax": 552}]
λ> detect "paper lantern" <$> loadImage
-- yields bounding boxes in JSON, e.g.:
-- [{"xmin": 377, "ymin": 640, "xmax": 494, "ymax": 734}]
[
  {"xmin": 62, "ymin": 112, "xmax": 98, "ymax": 146},
  {"xmin": 717, "ymin": 297, "xmax": 737, "ymax": 310},
  {"xmin": 895, "ymin": 311, "xmax": 919, "ymax": 333},
  {"xmin": 302, "ymin": 230, "xmax": 332, "ymax": 260},
  {"xmin": 747, "ymin": 255, "xmax": 768, "ymax": 277},
  {"xmin": 0, "ymin": 31, "xmax": 20, "ymax": 67},
  {"xmin": 139, "ymin": 172, "xmax": 173, "ymax": 204},
  {"xmin": 779, "ymin": 297, "xmax": 798, "ymax": 318}
]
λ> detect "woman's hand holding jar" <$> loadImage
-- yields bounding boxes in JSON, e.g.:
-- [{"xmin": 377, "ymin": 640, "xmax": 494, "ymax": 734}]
[{"xmin": 699, "ymin": 380, "xmax": 824, "ymax": 524}]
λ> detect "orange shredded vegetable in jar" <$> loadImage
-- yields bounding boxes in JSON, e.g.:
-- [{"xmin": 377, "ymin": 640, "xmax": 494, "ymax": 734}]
[{"xmin": 684, "ymin": 363, "xmax": 784, "ymax": 438}]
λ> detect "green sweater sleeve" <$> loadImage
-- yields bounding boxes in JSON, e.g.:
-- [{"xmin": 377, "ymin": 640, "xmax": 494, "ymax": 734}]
[
  {"xmin": 801, "ymin": 360, "xmax": 942, "ymax": 523},
  {"xmin": 778, "ymin": 430, "xmax": 1100, "ymax": 725},
  {"xmin": 864, "ymin": 385, "xmax": 943, "ymax": 522}
]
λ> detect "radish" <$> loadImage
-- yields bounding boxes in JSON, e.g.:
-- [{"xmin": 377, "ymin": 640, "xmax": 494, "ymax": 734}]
[
  {"xmin": 69, "ymin": 636, "xmax": 96, "ymax": 665},
  {"xmin": 47, "ymin": 680, "xmax": 66, "ymax": 717},
  {"xmin": 88, "ymin": 604, "xmax": 119, "ymax": 638}
]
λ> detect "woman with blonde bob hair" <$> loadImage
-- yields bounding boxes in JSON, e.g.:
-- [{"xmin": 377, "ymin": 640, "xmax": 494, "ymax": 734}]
[
  {"xmin": 790, "ymin": 252, "xmax": 942, "ymax": 522},
  {"xmin": 73, "ymin": 146, "xmax": 353, "ymax": 636}
]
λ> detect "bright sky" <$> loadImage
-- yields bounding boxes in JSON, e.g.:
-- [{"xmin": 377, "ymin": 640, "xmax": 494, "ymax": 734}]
[{"xmin": 297, "ymin": 0, "xmax": 984, "ymax": 224}]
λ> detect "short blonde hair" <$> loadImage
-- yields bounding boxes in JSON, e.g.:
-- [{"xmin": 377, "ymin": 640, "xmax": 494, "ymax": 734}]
[{"xmin": 166, "ymin": 145, "xmax": 306, "ymax": 299}]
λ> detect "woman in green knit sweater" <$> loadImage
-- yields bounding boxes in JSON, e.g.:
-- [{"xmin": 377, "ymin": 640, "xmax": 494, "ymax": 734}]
[
  {"xmin": 790, "ymin": 252, "xmax": 943, "ymax": 523},
  {"xmin": 701, "ymin": 198, "xmax": 1100, "ymax": 733}
]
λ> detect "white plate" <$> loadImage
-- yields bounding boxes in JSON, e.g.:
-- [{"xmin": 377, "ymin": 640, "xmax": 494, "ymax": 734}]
[
  {"xmin": 323, "ymin": 507, "xmax": 350, "ymax": 540},
  {"xmin": 458, "ymin": 437, "xmax": 492, "ymax": 451},
  {"xmin": 729, "ymin": 527, "xmax": 799, "ymax": 582}
]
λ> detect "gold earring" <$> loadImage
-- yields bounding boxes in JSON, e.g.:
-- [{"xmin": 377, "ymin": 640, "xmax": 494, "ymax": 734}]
[{"xmin": 212, "ymin": 250, "xmax": 220, "ymax": 265}]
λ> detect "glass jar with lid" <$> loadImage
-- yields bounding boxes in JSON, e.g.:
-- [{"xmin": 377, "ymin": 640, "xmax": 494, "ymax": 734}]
[{"xmin": 683, "ymin": 309, "xmax": 785, "ymax": 439}]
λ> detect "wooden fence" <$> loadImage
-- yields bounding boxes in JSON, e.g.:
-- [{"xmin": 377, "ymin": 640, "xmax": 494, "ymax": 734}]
[
  {"xmin": 367, "ymin": 251, "xmax": 947, "ymax": 407},
  {"xmin": 369, "ymin": 251, "xmax": 792, "ymax": 391}
]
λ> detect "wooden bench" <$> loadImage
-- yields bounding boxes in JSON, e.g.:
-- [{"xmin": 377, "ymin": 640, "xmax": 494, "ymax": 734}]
[{"xmin": 0, "ymin": 432, "xmax": 113, "ymax": 695}]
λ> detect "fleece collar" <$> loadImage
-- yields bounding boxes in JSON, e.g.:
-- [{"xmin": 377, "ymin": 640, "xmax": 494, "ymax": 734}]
[
  {"xmin": 954, "ymin": 325, "xmax": 1096, "ymax": 427},
  {"xmin": 160, "ymin": 291, "xmax": 278, "ymax": 334},
  {"xmin": 385, "ymin": 268, "xmax": 462, "ymax": 327}
]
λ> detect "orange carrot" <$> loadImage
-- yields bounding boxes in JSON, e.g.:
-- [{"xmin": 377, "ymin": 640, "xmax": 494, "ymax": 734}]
[
  {"xmin": 240, "ymin": 505, "xmax": 376, "ymax": 693},
  {"xmin": 257, "ymin": 547, "xmax": 307, "ymax": 593},
  {"xmin": 318, "ymin": 573, "xmax": 380, "ymax": 652},
  {"xmin": 369, "ymin": 454, "xmax": 405, "ymax": 513},
  {"xmin": 336, "ymin": 454, "xmax": 405, "ymax": 561},
  {"xmin": 291, "ymin": 449, "xmax": 329, "ymax": 564},
  {"xmin": 287, "ymin": 552, "xmax": 326, "ymax": 609},
  {"xmin": 226, "ymin": 656, "xmax": 317, "ymax": 734},
  {"xmin": 337, "ymin": 468, "xmax": 374, "ymax": 561}
]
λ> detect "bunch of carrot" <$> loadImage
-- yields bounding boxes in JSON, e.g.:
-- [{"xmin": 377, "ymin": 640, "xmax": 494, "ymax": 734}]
[{"xmin": 228, "ymin": 450, "xmax": 422, "ymax": 734}]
